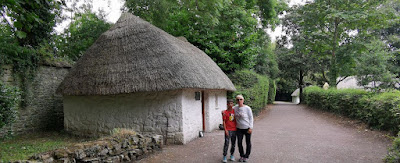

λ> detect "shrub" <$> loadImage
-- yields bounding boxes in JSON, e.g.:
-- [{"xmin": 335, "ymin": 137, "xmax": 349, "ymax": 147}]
[
  {"xmin": 0, "ymin": 81, "xmax": 20, "ymax": 130},
  {"xmin": 268, "ymin": 79, "xmax": 276, "ymax": 104},
  {"xmin": 360, "ymin": 91, "xmax": 400, "ymax": 134},
  {"xmin": 304, "ymin": 87, "xmax": 400, "ymax": 134},
  {"xmin": 229, "ymin": 70, "xmax": 269, "ymax": 115},
  {"xmin": 385, "ymin": 132, "xmax": 400, "ymax": 163}
]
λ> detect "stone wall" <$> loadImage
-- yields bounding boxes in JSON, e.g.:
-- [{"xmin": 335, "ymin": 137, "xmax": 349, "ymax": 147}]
[
  {"xmin": 63, "ymin": 90, "xmax": 184, "ymax": 144},
  {"xmin": 21, "ymin": 130, "xmax": 162, "ymax": 163},
  {"xmin": 0, "ymin": 65, "xmax": 70, "ymax": 137}
]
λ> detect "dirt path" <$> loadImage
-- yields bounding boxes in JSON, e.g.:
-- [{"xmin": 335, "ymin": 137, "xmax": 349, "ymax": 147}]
[{"xmin": 138, "ymin": 102, "xmax": 392, "ymax": 163}]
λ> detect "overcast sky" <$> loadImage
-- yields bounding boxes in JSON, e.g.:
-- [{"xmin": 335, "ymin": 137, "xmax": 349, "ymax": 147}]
[{"xmin": 56, "ymin": 0, "xmax": 307, "ymax": 42}]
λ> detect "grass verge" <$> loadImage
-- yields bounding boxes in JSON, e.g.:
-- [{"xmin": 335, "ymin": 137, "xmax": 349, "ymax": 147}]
[{"xmin": 0, "ymin": 131, "xmax": 92, "ymax": 162}]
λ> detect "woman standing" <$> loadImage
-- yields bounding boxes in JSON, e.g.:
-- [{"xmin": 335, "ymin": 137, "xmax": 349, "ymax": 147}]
[{"xmin": 234, "ymin": 95, "xmax": 253, "ymax": 162}]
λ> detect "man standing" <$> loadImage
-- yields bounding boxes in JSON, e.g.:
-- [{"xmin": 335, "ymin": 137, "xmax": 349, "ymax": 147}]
[
  {"xmin": 234, "ymin": 95, "xmax": 253, "ymax": 162},
  {"xmin": 222, "ymin": 99, "xmax": 237, "ymax": 162}
]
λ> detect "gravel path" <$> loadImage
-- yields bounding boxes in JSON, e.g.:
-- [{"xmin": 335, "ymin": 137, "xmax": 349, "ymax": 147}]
[{"xmin": 138, "ymin": 102, "xmax": 392, "ymax": 163}]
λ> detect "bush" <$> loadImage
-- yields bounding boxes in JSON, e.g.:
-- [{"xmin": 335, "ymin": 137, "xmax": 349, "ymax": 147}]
[
  {"xmin": 385, "ymin": 132, "xmax": 400, "ymax": 163},
  {"xmin": 268, "ymin": 79, "xmax": 276, "ymax": 104},
  {"xmin": 229, "ymin": 70, "xmax": 269, "ymax": 115},
  {"xmin": 303, "ymin": 87, "xmax": 400, "ymax": 134},
  {"xmin": 360, "ymin": 91, "xmax": 400, "ymax": 133},
  {"xmin": 0, "ymin": 81, "xmax": 20, "ymax": 129}
]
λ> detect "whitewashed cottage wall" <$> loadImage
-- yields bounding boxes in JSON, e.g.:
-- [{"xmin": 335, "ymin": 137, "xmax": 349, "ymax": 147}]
[
  {"xmin": 181, "ymin": 89, "xmax": 203, "ymax": 144},
  {"xmin": 204, "ymin": 90, "xmax": 226, "ymax": 132},
  {"xmin": 63, "ymin": 90, "xmax": 185, "ymax": 144}
]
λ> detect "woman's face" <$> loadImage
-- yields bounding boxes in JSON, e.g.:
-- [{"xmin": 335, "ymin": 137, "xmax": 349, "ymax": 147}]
[{"xmin": 236, "ymin": 97, "xmax": 244, "ymax": 105}]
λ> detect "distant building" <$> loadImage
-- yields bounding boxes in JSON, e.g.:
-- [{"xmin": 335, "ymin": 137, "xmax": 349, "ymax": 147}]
[
  {"xmin": 291, "ymin": 88, "xmax": 300, "ymax": 104},
  {"xmin": 337, "ymin": 77, "xmax": 364, "ymax": 89}
]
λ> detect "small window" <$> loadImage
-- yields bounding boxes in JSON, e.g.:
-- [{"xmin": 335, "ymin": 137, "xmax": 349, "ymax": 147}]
[{"xmin": 195, "ymin": 92, "xmax": 201, "ymax": 100}]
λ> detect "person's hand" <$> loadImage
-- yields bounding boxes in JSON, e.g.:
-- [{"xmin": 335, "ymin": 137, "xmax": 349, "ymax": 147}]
[
  {"xmin": 247, "ymin": 128, "xmax": 252, "ymax": 134},
  {"xmin": 225, "ymin": 130, "xmax": 228, "ymax": 136}
]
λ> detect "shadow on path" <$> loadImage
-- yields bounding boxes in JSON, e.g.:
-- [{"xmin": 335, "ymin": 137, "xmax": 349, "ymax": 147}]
[{"xmin": 138, "ymin": 102, "xmax": 391, "ymax": 163}]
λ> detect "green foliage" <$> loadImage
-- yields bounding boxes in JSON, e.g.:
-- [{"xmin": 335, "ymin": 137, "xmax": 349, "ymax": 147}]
[
  {"xmin": 1, "ymin": 0, "xmax": 62, "ymax": 47},
  {"xmin": 360, "ymin": 91, "xmax": 400, "ymax": 133},
  {"xmin": 56, "ymin": 9, "xmax": 112, "ymax": 61},
  {"xmin": 0, "ymin": 131, "xmax": 91, "ymax": 162},
  {"xmin": 0, "ymin": 82, "xmax": 21, "ymax": 130},
  {"xmin": 268, "ymin": 79, "xmax": 276, "ymax": 104},
  {"xmin": 304, "ymin": 86, "xmax": 369, "ymax": 117},
  {"xmin": 255, "ymin": 44, "xmax": 279, "ymax": 79},
  {"xmin": 385, "ymin": 132, "xmax": 400, "ymax": 163},
  {"xmin": 124, "ymin": 0, "xmax": 281, "ymax": 73},
  {"xmin": 355, "ymin": 39, "xmax": 397, "ymax": 91},
  {"xmin": 304, "ymin": 87, "xmax": 400, "ymax": 134},
  {"xmin": 280, "ymin": 0, "xmax": 397, "ymax": 87},
  {"xmin": 229, "ymin": 70, "xmax": 269, "ymax": 115}
]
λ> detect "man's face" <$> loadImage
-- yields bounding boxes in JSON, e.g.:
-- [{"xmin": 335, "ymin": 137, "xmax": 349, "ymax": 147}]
[
  {"xmin": 227, "ymin": 101, "xmax": 234, "ymax": 108},
  {"xmin": 236, "ymin": 97, "xmax": 244, "ymax": 105}
]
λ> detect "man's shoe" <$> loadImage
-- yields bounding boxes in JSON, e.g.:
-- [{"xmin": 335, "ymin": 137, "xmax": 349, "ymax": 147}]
[
  {"xmin": 243, "ymin": 158, "xmax": 249, "ymax": 162},
  {"xmin": 222, "ymin": 156, "xmax": 227, "ymax": 163},
  {"xmin": 238, "ymin": 157, "xmax": 244, "ymax": 162},
  {"xmin": 229, "ymin": 155, "xmax": 235, "ymax": 161}
]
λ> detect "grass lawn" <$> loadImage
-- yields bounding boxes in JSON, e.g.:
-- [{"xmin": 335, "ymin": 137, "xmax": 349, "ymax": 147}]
[{"xmin": 0, "ymin": 131, "xmax": 92, "ymax": 162}]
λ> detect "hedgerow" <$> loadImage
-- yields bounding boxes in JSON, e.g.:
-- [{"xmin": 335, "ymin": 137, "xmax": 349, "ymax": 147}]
[
  {"xmin": 229, "ymin": 70, "xmax": 270, "ymax": 115},
  {"xmin": 268, "ymin": 79, "xmax": 276, "ymax": 104},
  {"xmin": 303, "ymin": 86, "xmax": 400, "ymax": 134}
]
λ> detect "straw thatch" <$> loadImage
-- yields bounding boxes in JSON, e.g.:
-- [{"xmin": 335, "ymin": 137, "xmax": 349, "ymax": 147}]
[{"xmin": 57, "ymin": 13, "xmax": 236, "ymax": 96}]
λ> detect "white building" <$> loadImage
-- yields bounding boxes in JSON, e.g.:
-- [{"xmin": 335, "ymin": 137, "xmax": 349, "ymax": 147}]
[
  {"xmin": 57, "ymin": 13, "xmax": 236, "ymax": 144},
  {"xmin": 291, "ymin": 88, "xmax": 300, "ymax": 104}
]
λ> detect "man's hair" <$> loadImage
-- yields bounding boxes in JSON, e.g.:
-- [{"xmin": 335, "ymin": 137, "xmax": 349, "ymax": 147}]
[{"xmin": 227, "ymin": 99, "xmax": 234, "ymax": 103}]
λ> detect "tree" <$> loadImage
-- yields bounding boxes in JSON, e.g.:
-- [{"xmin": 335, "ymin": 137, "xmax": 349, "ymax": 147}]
[
  {"xmin": 124, "ymin": 0, "xmax": 284, "ymax": 73},
  {"xmin": 380, "ymin": 0, "xmax": 400, "ymax": 88},
  {"xmin": 1, "ymin": 0, "xmax": 63, "ymax": 47},
  {"xmin": 290, "ymin": 0, "xmax": 395, "ymax": 87},
  {"xmin": 56, "ymin": 8, "xmax": 111, "ymax": 61},
  {"xmin": 355, "ymin": 39, "xmax": 397, "ymax": 91}
]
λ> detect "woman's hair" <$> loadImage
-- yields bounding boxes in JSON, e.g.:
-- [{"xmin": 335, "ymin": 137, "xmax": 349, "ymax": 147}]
[{"xmin": 236, "ymin": 94, "xmax": 244, "ymax": 100}]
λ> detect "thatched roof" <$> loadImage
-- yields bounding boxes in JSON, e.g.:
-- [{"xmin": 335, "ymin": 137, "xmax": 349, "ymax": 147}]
[{"xmin": 57, "ymin": 13, "xmax": 236, "ymax": 96}]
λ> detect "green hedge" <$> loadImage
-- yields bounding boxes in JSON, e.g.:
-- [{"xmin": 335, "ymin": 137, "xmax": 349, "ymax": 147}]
[
  {"xmin": 268, "ymin": 79, "xmax": 276, "ymax": 104},
  {"xmin": 229, "ymin": 70, "xmax": 270, "ymax": 115},
  {"xmin": 304, "ymin": 86, "xmax": 400, "ymax": 134},
  {"xmin": 303, "ymin": 87, "xmax": 400, "ymax": 163}
]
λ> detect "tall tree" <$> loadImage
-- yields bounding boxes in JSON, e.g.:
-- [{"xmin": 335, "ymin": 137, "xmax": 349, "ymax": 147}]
[
  {"xmin": 56, "ymin": 7, "xmax": 111, "ymax": 61},
  {"xmin": 290, "ymin": 0, "xmax": 394, "ymax": 87}
]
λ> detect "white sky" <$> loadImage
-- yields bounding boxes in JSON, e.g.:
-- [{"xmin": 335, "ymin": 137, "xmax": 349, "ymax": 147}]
[{"xmin": 56, "ymin": 0, "xmax": 306, "ymax": 42}]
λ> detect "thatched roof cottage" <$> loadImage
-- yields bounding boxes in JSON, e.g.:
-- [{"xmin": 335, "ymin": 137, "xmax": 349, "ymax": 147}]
[{"xmin": 57, "ymin": 13, "xmax": 236, "ymax": 144}]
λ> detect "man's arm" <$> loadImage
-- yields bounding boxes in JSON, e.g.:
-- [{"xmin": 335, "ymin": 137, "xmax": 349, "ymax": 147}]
[{"xmin": 223, "ymin": 116, "xmax": 228, "ymax": 136}]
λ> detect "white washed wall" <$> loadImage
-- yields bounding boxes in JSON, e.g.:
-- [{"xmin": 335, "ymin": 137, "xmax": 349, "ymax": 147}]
[
  {"xmin": 181, "ymin": 89, "xmax": 203, "ymax": 144},
  {"xmin": 204, "ymin": 90, "xmax": 226, "ymax": 132},
  {"xmin": 63, "ymin": 90, "xmax": 184, "ymax": 144}
]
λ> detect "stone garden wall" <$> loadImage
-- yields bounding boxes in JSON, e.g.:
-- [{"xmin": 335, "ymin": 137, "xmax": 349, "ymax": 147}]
[
  {"xmin": 16, "ymin": 130, "xmax": 162, "ymax": 163},
  {"xmin": 0, "ymin": 64, "xmax": 70, "ymax": 137}
]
